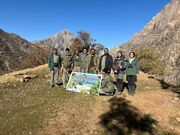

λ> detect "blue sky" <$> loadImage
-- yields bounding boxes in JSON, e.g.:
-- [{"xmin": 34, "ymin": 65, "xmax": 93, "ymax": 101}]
[{"xmin": 0, "ymin": 0, "xmax": 171, "ymax": 49}]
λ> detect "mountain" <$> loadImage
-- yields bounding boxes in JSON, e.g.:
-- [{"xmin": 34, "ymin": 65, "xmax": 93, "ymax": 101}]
[
  {"xmin": 111, "ymin": 0, "xmax": 180, "ymax": 86},
  {"xmin": 0, "ymin": 28, "xmax": 48, "ymax": 75},
  {"xmin": 34, "ymin": 30, "xmax": 74, "ymax": 52}
]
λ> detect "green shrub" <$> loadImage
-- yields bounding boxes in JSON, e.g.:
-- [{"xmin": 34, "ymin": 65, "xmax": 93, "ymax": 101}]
[{"xmin": 134, "ymin": 47, "xmax": 165, "ymax": 75}]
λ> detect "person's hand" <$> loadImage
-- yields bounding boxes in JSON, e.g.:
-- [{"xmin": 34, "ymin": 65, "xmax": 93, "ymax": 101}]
[
  {"xmin": 96, "ymin": 67, "xmax": 99, "ymax": 72},
  {"xmin": 114, "ymin": 70, "xmax": 117, "ymax": 73},
  {"xmin": 117, "ymin": 63, "xmax": 121, "ymax": 68},
  {"xmin": 108, "ymin": 70, "xmax": 111, "ymax": 74}
]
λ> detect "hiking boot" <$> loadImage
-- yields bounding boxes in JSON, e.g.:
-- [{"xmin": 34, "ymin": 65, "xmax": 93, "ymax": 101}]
[
  {"xmin": 128, "ymin": 92, "xmax": 135, "ymax": 96},
  {"xmin": 51, "ymin": 84, "xmax": 55, "ymax": 88},
  {"xmin": 108, "ymin": 93, "xmax": 114, "ymax": 96},
  {"xmin": 115, "ymin": 89, "xmax": 122, "ymax": 95},
  {"xmin": 55, "ymin": 84, "xmax": 60, "ymax": 87}
]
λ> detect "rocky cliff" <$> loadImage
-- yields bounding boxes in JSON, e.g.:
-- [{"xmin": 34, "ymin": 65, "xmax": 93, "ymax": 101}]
[
  {"xmin": 34, "ymin": 30, "xmax": 74, "ymax": 52},
  {"xmin": 111, "ymin": 0, "xmax": 180, "ymax": 86}
]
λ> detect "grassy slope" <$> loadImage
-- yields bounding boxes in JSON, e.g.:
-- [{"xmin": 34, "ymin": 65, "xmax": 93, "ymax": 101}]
[
  {"xmin": 0, "ymin": 67, "xmax": 99, "ymax": 135},
  {"xmin": 0, "ymin": 65, "xmax": 179, "ymax": 135}
]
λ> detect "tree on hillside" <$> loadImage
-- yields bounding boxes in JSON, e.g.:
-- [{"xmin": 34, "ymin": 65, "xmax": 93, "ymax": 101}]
[
  {"xmin": 78, "ymin": 31, "xmax": 89, "ymax": 45},
  {"xmin": 69, "ymin": 31, "xmax": 104, "ymax": 53},
  {"xmin": 69, "ymin": 38, "xmax": 84, "ymax": 53},
  {"xmin": 95, "ymin": 43, "xmax": 104, "ymax": 54}
]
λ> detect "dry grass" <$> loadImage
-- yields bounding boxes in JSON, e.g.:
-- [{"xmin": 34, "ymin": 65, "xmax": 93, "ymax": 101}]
[{"xmin": 0, "ymin": 66, "xmax": 179, "ymax": 135}]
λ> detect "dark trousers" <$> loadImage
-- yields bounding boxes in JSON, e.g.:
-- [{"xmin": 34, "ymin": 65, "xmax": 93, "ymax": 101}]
[
  {"xmin": 116, "ymin": 79, "xmax": 124, "ymax": 92},
  {"xmin": 127, "ymin": 75, "xmax": 137, "ymax": 95}
]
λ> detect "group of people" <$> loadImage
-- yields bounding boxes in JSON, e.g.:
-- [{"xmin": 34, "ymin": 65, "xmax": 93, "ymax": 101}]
[{"xmin": 48, "ymin": 47, "xmax": 140, "ymax": 96}]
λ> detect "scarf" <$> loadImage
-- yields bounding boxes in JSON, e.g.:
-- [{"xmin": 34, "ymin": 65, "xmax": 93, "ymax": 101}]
[{"xmin": 129, "ymin": 58, "xmax": 135, "ymax": 64}]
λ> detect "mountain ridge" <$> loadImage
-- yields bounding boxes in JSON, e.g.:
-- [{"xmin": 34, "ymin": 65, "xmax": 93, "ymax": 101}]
[
  {"xmin": 111, "ymin": 0, "xmax": 180, "ymax": 86},
  {"xmin": 0, "ymin": 28, "xmax": 48, "ymax": 75}
]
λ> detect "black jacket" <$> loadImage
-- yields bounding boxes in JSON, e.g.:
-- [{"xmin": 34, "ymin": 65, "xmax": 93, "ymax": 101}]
[{"xmin": 99, "ymin": 54, "xmax": 113, "ymax": 70}]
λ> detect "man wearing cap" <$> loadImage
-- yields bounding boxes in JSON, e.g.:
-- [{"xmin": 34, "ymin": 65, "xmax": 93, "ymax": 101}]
[
  {"xmin": 80, "ymin": 48, "xmax": 89, "ymax": 73},
  {"xmin": 61, "ymin": 48, "xmax": 74, "ymax": 89},
  {"xmin": 73, "ymin": 49, "xmax": 81, "ymax": 72}
]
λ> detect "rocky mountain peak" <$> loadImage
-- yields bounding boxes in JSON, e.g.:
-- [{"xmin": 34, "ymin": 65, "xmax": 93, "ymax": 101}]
[
  {"xmin": 35, "ymin": 29, "xmax": 74, "ymax": 51},
  {"xmin": 54, "ymin": 29, "xmax": 72, "ymax": 36}
]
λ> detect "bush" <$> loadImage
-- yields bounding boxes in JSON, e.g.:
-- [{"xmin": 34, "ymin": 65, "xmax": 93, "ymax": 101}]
[{"xmin": 134, "ymin": 47, "xmax": 165, "ymax": 75}]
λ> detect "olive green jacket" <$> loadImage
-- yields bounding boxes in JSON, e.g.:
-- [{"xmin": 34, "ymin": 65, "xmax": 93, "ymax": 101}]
[
  {"xmin": 61, "ymin": 53, "xmax": 73, "ymax": 69},
  {"xmin": 81, "ymin": 53, "xmax": 88, "ymax": 68},
  {"xmin": 86, "ymin": 54, "xmax": 99, "ymax": 68},
  {"xmin": 125, "ymin": 58, "xmax": 140, "ymax": 75},
  {"xmin": 101, "ymin": 74, "xmax": 115, "ymax": 93},
  {"xmin": 73, "ymin": 55, "xmax": 82, "ymax": 67}
]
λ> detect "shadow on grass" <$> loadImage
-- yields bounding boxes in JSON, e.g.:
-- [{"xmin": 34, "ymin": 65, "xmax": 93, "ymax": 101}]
[{"xmin": 99, "ymin": 97, "xmax": 157, "ymax": 135}]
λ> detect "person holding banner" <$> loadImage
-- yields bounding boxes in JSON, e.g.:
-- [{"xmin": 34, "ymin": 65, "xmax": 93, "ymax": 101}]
[
  {"xmin": 61, "ymin": 48, "xmax": 74, "ymax": 89},
  {"xmin": 87, "ymin": 48, "xmax": 99, "ymax": 74},
  {"xmin": 80, "ymin": 48, "xmax": 89, "ymax": 73},
  {"xmin": 99, "ymin": 48, "xmax": 113, "ymax": 73},
  {"xmin": 73, "ymin": 49, "xmax": 81, "ymax": 72},
  {"xmin": 99, "ymin": 68, "xmax": 115, "ymax": 96}
]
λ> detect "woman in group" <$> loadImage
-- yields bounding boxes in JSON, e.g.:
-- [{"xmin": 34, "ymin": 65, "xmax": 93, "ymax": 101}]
[
  {"xmin": 125, "ymin": 52, "xmax": 140, "ymax": 96},
  {"xmin": 113, "ymin": 51, "xmax": 126, "ymax": 94}
]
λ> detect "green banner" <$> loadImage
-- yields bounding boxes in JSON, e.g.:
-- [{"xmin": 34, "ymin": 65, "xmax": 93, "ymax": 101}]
[{"xmin": 66, "ymin": 72, "xmax": 102, "ymax": 95}]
